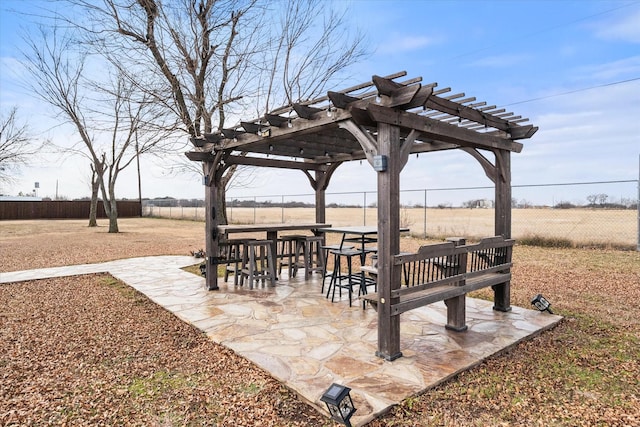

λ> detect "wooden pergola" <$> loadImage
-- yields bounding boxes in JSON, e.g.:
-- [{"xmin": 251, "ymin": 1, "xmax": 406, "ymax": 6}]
[{"xmin": 187, "ymin": 71, "xmax": 537, "ymax": 360}]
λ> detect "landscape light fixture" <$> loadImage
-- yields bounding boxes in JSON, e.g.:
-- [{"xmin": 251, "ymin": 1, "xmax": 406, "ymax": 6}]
[
  {"xmin": 531, "ymin": 293, "xmax": 553, "ymax": 314},
  {"xmin": 320, "ymin": 383, "xmax": 356, "ymax": 427}
]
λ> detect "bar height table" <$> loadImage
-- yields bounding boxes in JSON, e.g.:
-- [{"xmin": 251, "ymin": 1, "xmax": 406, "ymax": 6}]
[{"xmin": 217, "ymin": 223, "xmax": 332, "ymax": 279}]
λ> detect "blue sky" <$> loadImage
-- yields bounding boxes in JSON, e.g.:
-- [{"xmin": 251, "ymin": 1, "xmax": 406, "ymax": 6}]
[{"xmin": 1, "ymin": 0, "xmax": 639, "ymax": 206}]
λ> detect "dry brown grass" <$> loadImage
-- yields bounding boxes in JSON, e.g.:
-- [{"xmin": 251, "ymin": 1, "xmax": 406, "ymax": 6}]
[
  {"xmin": 1, "ymin": 218, "xmax": 639, "ymax": 426},
  {"xmin": 147, "ymin": 207, "xmax": 638, "ymax": 248}
]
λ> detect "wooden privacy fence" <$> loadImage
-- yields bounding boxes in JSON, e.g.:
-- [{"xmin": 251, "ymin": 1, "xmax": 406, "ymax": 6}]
[{"xmin": 0, "ymin": 201, "xmax": 141, "ymax": 220}]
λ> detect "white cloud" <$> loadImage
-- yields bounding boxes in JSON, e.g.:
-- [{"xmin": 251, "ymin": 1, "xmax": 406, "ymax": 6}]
[
  {"xmin": 572, "ymin": 55, "xmax": 640, "ymax": 82},
  {"xmin": 594, "ymin": 8, "xmax": 640, "ymax": 43},
  {"xmin": 377, "ymin": 35, "xmax": 440, "ymax": 54},
  {"xmin": 467, "ymin": 54, "xmax": 532, "ymax": 68}
]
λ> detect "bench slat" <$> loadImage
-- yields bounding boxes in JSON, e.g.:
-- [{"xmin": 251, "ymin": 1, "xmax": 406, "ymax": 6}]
[
  {"xmin": 362, "ymin": 272, "xmax": 511, "ymax": 314},
  {"xmin": 392, "ymin": 272, "xmax": 511, "ymax": 315}
]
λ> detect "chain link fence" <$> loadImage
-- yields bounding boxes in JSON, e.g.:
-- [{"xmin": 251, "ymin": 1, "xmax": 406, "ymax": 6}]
[{"xmin": 143, "ymin": 179, "xmax": 639, "ymax": 250}]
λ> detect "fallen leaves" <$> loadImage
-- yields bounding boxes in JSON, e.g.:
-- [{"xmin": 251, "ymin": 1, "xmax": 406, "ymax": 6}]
[{"xmin": 1, "ymin": 218, "xmax": 639, "ymax": 426}]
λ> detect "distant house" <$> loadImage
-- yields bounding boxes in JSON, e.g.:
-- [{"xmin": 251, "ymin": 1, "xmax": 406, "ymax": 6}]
[{"xmin": 467, "ymin": 199, "xmax": 493, "ymax": 209}]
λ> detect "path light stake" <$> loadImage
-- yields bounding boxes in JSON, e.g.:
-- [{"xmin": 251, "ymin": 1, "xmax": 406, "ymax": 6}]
[
  {"xmin": 531, "ymin": 294, "xmax": 553, "ymax": 314},
  {"xmin": 321, "ymin": 383, "xmax": 356, "ymax": 427}
]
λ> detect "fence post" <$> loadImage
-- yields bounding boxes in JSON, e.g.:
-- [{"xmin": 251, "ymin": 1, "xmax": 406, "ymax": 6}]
[
  {"xmin": 423, "ymin": 189, "xmax": 428, "ymax": 238},
  {"xmin": 363, "ymin": 192, "xmax": 367, "ymax": 226}
]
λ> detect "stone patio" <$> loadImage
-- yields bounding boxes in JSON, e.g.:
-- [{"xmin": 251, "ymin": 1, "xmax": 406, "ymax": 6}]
[{"xmin": 1, "ymin": 255, "xmax": 562, "ymax": 426}]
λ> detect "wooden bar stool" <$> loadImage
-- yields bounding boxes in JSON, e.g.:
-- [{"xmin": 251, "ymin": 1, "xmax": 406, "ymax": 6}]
[
  {"xmin": 326, "ymin": 248, "xmax": 364, "ymax": 307},
  {"xmin": 222, "ymin": 238, "xmax": 255, "ymax": 286},
  {"xmin": 294, "ymin": 235, "xmax": 326, "ymax": 279},
  {"xmin": 278, "ymin": 235, "xmax": 307, "ymax": 278},
  {"xmin": 321, "ymin": 244, "xmax": 353, "ymax": 293},
  {"xmin": 240, "ymin": 240, "xmax": 276, "ymax": 289}
]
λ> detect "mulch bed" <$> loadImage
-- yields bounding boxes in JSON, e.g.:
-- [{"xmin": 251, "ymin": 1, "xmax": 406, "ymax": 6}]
[{"xmin": 1, "ymin": 274, "xmax": 325, "ymax": 426}]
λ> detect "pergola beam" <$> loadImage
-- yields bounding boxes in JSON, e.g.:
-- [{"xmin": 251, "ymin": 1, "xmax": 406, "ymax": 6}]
[
  {"xmin": 224, "ymin": 155, "xmax": 328, "ymax": 171},
  {"xmin": 365, "ymin": 104, "xmax": 524, "ymax": 153}
]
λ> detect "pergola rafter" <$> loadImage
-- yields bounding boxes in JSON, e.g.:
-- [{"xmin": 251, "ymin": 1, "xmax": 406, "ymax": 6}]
[{"xmin": 186, "ymin": 71, "xmax": 538, "ymax": 360}]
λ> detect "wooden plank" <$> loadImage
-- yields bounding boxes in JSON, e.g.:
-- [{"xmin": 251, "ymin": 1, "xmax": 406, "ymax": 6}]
[
  {"xmin": 191, "ymin": 137, "xmax": 206, "ymax": 147},
  {"xmin": 386, "ymin": 84, "xmax": 421, "ymax": 108},
  {"xmin": 219, "ymin": 108, "xmax": 352, "ymax": 150},
  {"xmin": 348, "ymin": 105, "xmax": 377, "ymax": 127},
  {"xmin": 372, "ymin": 74, "xmax": 403, "ymax": 95},
  {"xmin": 293, "ymin": 103, "xmax": 323, "ymax": 119},
  {"xmin": 399, "ymin": 85, "xmax": 434, "ymax": 110},
  {"xmin": 366, "ymin": 104, "xmax": 524, "ymax": 153},
  {"xmin": 424, "ymin": 95, "xmax": 513, "ymax": 132},
  {"xmin": 462, "ymin": 236, "xmax": 515, "ymax": 251},
  {"xmin": 394, "ymin": 241, "xmax": 456, "ymax": 264},
  {"xmin": 202, "ymin": 133, "xmax": 223, "ymax": 143},
  {"xmin": 509, "ymin": 124, "xmax": 538, "ymax": 139},
  {"xmin": 267, "ymin": 71, "xmax": 408, "ymax": 116},
  {"xmin": 264, "ymin": 113, "xmax": 289, "ymax": 127},
  {"xmin": 185, "ymin": 151, "xmax": 215, "ymax": 162},
  {"xmin": 390, "ymin": 273, "xmax": 511, "ymax": 315},
  {"xmin": 327, "ymin": 91, "xmax": 360, "ymax": 109},
  {"xmin": 224, "ymin": 155, "xmax": 327, "ymax": 171},
  {"xmin": 392, "ymin": 274, "xmax": 463, "ymax": 297},
  {"xmin": 221, "ymin": 128, "xmax": 246, "ymax": 139},
  {"xmin": 241, "ymin": 121, "xmax": 262, "ymax": 133}
]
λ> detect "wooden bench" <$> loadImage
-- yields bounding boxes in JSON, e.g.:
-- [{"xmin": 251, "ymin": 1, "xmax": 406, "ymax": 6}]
[{"xmin": 361, "ymin": 236, "xmax": 514, "ymax": 332}]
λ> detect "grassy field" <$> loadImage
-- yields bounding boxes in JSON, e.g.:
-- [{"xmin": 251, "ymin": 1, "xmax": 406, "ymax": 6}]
[
  {"xmin": 1, "ymin": 218, "xmax": 639, "ymax": 426},
  {"xmin": 144, "ymin": 206, "xmax": 638, "ymax": 248}
]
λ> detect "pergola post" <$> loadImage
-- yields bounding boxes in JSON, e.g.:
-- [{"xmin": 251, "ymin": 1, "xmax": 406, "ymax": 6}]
[
  {"xmin": 314, "ymin": 170, "xmax": 326, "ymax": 224},
  {"xmin": 493, "ymin": 149, "xmax": 511, "ymax": 311},
  {"xmin": 204, "ymin": 163, "xmax": 221, "ymax": 291},
  {"xmin": 375, "ymin": 123, "xmax": 403, "ymax": 360}
]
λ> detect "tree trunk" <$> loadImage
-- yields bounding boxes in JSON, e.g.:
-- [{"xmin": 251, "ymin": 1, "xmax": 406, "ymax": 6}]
[
  {"xmin": 97, "ymin": 170, "xmax": 119, "ymax": 233},
  {"xmin": 88, "ymin": 167, "xmax": 100, "ymax": 227},
  {"xmin": 107, "ymin": 181, "xmax": 119, "ymax": 233}
]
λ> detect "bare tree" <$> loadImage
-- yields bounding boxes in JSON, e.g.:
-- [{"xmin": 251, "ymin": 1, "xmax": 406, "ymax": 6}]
[
  {"xmin": 0, "ymin": 107, "xmax": 43, "ymax": 186},
  {"xmin": 23, "ymin": 28, "xmax": 177, "ymax": 232},
  {"xmin": 61, "ymin": 0, "xmax": 366, "ymax": 224},
  {"xmin": 88, "ymin": 155, "xmax": 105, "ymax": 226}
]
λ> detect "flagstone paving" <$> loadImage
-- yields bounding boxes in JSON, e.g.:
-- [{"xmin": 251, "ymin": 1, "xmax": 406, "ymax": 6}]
[{"xmin": 1, "ymin": 256, "xmax": 562, "ymax": 427}]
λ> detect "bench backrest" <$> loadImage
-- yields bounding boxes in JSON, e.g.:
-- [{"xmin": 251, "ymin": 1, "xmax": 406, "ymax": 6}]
[{"xmin": 392, "ymin": 236, "xmax": 514, "ymax": 298}]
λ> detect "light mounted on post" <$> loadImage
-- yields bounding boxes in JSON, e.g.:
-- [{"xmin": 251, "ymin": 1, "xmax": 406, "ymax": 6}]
[
  {"xmin": 531, "ymin": 294, "xmax": 553, "ymax": 314},
  {"xmin": 320, "ymin": 383, "xmax": 356, "ymax": 427},
  {"xmin": 373, "ymin": 155, "xmax": 387, "ymax": 172}
]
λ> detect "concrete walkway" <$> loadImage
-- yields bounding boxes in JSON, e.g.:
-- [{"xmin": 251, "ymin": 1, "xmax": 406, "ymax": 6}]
[{"xmin": 1, "ymin": 256, "xmax": 562, "ymax": 426}]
